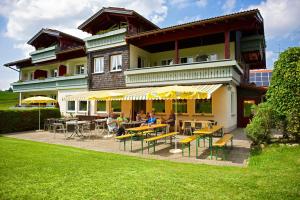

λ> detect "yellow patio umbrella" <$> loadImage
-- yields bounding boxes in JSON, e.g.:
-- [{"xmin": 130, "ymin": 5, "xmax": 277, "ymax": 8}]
[
  {"xmin": 146, "ymin": 85, "xmax": 208, "ymax": 153},
  {"xmin": 22, "ymin": 96, "xmax": 57, "ymax": 131}
]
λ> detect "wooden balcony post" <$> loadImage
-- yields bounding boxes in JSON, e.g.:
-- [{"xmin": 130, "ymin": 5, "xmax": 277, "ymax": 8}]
[
  {"xmin": 174, "ymin": 40, "xmax": 179, "ymax": 64},
  {"xmin": 224, "ymin": 31, "xmax": 230, "ymax": 59}
]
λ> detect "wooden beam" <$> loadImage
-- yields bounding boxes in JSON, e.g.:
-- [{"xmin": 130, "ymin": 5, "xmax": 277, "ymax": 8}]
[
  {"xmin": 174, "ymin": 40, "xmax": 179, "ymax": 64},
  {"xmin": 224, "ymin": 31, "xmax": 230, "ymax": 59}
]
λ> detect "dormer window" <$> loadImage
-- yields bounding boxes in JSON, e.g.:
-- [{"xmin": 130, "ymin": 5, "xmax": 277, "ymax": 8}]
[{"xmin": 110, "ymin": 54, "xmax": 122, "ymax": 72}]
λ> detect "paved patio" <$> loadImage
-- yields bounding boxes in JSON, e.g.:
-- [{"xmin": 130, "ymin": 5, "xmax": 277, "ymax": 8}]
[{"xmin": 3, "ymin": 128, "xmax": 251, "ymax": 167}]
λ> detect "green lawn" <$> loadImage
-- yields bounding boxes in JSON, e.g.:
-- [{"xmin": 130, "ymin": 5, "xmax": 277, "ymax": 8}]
[
  {"xmin": 0, "ymin": 137, "xmax": 299, "ymax": 200},
  {"xmin": 0, "ymin": 91, "xmax": 18, "ymax": 109}
]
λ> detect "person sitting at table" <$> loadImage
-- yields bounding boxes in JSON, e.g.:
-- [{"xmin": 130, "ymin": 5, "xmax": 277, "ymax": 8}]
[
  {"xmin": 107, "ymin": 112, "xmax": 117, "ymax": 132},
  {"xmin": 107, "ymin": 112, "xmax": 125, "ymax": 136},
  {"xmin": 117, "ymin": 112, "xmax": 128, "ymax": 124},
  {"xmin": 136, "ymin": 113, "xmax": 141, "ymax": 121},
  {"xmin": 139, "ymin": 110, "xmax": 147, "ymax": 120},
  {"xmin": 141, "ymin": 112, "xmax": 157, "ymax": 126}
]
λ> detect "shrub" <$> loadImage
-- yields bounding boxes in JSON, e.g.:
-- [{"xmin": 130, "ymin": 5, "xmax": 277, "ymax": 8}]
[
  {"xmin": 0, "ymin": 108, "xmax": 60, "ymax": 133},
  {"xmin": 266, "ymin": 47, "xmax": 300, "ymax": 140},
  {"xmin": 245, "ymin": 103, "xmax": 276, "ymax": 145}
]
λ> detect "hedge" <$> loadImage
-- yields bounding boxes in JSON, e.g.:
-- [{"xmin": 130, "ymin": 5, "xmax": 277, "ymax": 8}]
[{"xmin": 0, "ymin": 108, "xmax": 61, "ymax": 133}]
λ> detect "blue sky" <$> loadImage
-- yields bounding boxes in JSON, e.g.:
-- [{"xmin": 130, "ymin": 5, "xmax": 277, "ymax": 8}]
[{"xmin": 0, "ymin": 0, "xmax": 299, "ymax": 90}]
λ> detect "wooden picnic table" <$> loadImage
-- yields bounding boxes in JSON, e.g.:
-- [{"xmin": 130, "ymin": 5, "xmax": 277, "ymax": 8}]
[
  {"xmin": 193, "ymin": 125, "xmax": 223, "ymax": 159},
  {"xmin": 125, "ymin": 124, "xmax": 168, "ymax": 153}
]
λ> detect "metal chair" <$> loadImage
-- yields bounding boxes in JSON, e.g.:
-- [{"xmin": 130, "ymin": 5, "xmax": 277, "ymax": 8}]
[{"xmin": 183, "ymin": 121, "xmax": 193, "ymax": 135}]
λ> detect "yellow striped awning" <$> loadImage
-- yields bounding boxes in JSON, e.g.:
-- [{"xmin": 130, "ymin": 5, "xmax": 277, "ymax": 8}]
[{"xmin": 63, "ymin": 84, "xmax": 222, "ymax": 101}]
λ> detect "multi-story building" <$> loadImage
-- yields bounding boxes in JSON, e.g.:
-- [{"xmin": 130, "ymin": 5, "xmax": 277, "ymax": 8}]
[{"xmin": 5, "ymin": 7, "xmax": 266, "ymax": 131}]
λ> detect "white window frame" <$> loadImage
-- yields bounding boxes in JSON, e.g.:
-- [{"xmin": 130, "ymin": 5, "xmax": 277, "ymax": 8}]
[
  {"xmin": 94, "ymin": 57, "xmax": 104, "ymax": 74},
  {"xmin": 75, "ymin": 64, "xmax": 85, "ymax": 75},
  {"xmin": 78, "ymin": 101, "xmax": 88, "ymax": 112},
  {"xmin": 180, "ymin": 57, "xmax": 194, "ymax": 64},
  {"xmin": 51, "ymin": 69, "xmax": 58, "ymax": 78},
  {"xmin": 96, "ymin": 101, "xmax": 107, "ymax": 113},
  {"xmin": 161, "ymin": 59, "xmax": 173, "ymax": 66},
  {"xmin": 67, "ymin": 101, "xmax": 76, "ymax": 113},
  {"xmin": 110, "ymin": 54, "xmax": 122, "ymax": 72}
]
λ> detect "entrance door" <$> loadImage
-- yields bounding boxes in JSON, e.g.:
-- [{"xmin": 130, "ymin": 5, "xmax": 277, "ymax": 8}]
[
  {"xmin": 240, "ymin": 99, "xmax": 257, "ymax": 127},
  {"xmin": 132, "ymin": 100, "xmax": 146, "ymax": 121}
]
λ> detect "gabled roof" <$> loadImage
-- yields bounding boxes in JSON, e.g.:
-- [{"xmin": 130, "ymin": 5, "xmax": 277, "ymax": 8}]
[
  {"xmin": 27, "ymin": 28, "xmax": 84, "ymax": 48},
  {"xmin": 78, "ymin": 7, "xmax": 159, "ymax": 34}
]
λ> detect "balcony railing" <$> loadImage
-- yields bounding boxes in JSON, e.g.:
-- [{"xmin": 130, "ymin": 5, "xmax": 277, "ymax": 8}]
[
  {"xmin": 11, "ymin": 74, "xmax": 88, "ymax": 92},
  {"xmin": 84, "ymin": 28, "xmax": 127, "ymax": 52},
  {"xmin": 125, "ymin": 60, "xmax": 243, "ymax": 87},
  {"xmin": 30, "ymin": 45, "xmax": 58, "ymax": 63}
]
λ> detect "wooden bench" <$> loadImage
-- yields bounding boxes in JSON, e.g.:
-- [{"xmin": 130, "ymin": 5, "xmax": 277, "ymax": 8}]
[
  {"xmin": 212, "ymin": 133, "xmax": 233, "ymax": 160},
  {"xmin": 115, "ymin": 134, "xmax": 134, "ymax": 151},
  {"xmin": 144, "ymin": 132, "xmax": 178, "ymax": 154},
  {"xmin": 179, "ymin": 135, "xmax": 197, "ymax": 157}
]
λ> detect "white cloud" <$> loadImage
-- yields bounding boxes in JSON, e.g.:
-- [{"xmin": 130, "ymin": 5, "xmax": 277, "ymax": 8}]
[
  {"xmin": 169, "ymin": 0, "xmax": 190, "ymax": 8},
  {"xmin": 222, "ymin": 0, "xmax": 236, "ymax": 13},
  {"xmin": 266, "ymin": 50, "xmax": 278, "ymax": 68},
  {"xmin": 245, "ymin": 0, "xmax": 300, "ymax": 39},
  {"xmin": 196, "ymin": 0, "xmax": 208, "ymax": 8},
  {"xmin": 0, "ymin": 0, "xmax": 168, "ymax": 55}
]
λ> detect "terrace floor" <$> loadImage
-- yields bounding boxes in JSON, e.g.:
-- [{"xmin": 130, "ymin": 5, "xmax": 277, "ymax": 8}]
[{"xmin": 3, "ymin": 128, "xmax": 250, "ymax": 167}]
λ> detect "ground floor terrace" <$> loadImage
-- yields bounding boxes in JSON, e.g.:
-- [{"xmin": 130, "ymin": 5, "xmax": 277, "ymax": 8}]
[{"xmin": 3, "ymin": 128, "xmax": 250, "ymax": 167}]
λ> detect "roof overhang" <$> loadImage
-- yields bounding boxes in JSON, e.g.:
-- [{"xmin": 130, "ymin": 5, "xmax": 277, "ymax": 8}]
[{"xmin": 126, "ymin": 9, "xmax": 264, "ymax": 47}]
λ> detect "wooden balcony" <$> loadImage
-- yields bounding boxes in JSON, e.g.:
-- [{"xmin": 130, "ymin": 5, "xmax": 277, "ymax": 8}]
[
  {"xmin": 11, "ymin": 74, "xmax": 88, "ymax": 92},
  {"xmin": 124, "ymin": 60, "xmax": 243, "ymax": 87},
  {"xmin": 30, "ymin": 45, "xmax": 58, "ymax": 63},
  {"xmin": 84, "ymin": 28, "xmax": 127, "ymax": 52}
]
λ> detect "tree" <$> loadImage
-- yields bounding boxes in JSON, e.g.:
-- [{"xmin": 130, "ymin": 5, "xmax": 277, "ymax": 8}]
[{"xmin": 266, "ymin": 47, "xmax": 300, "ymax": 140}]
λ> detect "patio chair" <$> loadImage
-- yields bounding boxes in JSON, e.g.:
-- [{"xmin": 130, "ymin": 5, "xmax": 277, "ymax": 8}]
[
  {"xmin": 194, "ymin": 122, "xmax": 202, "ymax": 130},
  {"xmin": 53, "ymin": 123, "xmax": 66, "ymax": 138},
  {"xmin": 183, "ymin": 121, "xmax": 193, "ymax": 135},
  {"xmin": 65, "ymin": 123, "xmax": 77, "ymax": 139},
  {"xmin": 82, "ymin": 121, "xmax": 96, "ymax": 139}
]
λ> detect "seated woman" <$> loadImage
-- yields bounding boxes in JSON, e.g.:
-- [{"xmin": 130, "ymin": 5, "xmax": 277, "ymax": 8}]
[{"xmin": 163, "ymin": 110, "xmax": 176, "ymax": 132}]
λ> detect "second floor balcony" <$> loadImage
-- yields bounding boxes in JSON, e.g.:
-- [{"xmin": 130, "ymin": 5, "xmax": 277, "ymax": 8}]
[
  {"xmin": 125, "ymin": 59, "xmax": 243, "ymax": 87},
  {"xmin": 11, "ymin": 74, "xmax": 88, "ymax": 92}
]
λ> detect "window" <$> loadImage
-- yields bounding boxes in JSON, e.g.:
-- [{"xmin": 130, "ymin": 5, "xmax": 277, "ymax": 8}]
[
  {"xmin": 180, "ymin": 57, "xmax": 193, "ymax": 64},
  {"xmin": 51, "ymin": 69, "xmax": 58, "ymax": 77},
  {"xmin": 94, "ymin": 57, "xmax": 104, "ymax": 73},
  {"xmin": 75, "ymin": 65, "xmax": 85, "ymax": 74},
  {"xmin": 195, "ymin": 99, "xmax": 212, "ymax": 114},
  {"xmin": 231, "ymin": 92, "xmax": 235, "ymax": 114},
  {"xmin": 79, "ymin": 101, "xmax": 88, "ymax": 112},
  {"xmin": 172, "ymin": 100, "xmax": 187, "ymax": 113},
  {"xmin": 110, "ymin": 54, "xmax": 122, "ymax": 71},
  {"xmin": 209, "ymin": 54, "xmax": 218, "ymax": 61},
  {"xmin": 152, "ymin": 100, "xmax": 165, "ymax": 113},
  {"xmin": 97, "ymin": 101, "xmax": 106, "ymax": 112},
  {"xmin": 161, "ymin": 59, "xmax": 173, "ymax": 66},
  {"xmin": 67, "ymin": 101, "xmax": 75, "ymax": 112},
  {"xmin": 111, "ymin": 101, "xmax": 121, "ymax": 112},
  {"xmin": 138, "ymin": 56, "xmax": 145, "ymax": 68}
]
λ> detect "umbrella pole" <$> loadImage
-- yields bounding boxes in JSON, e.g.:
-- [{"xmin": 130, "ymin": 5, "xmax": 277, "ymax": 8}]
[
  {"xmin": 169, "ymin": 98, "xmax": 182, "ymax": 154},
  {"xmin": 36, "ymin": 103, "xmax": 42, "ymax": 132}
]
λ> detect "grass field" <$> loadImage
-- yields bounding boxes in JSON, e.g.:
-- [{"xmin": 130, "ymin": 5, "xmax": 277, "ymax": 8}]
[
  {"xmin": 0, "ymin": 91, "xmax": 18, "ymax": 109},
  {"xmin": 0, "ymin": 136, "xmax": 299, "ymax": 200}
]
